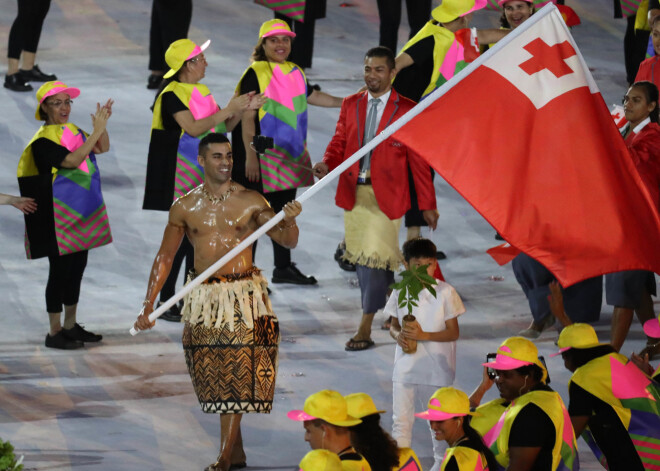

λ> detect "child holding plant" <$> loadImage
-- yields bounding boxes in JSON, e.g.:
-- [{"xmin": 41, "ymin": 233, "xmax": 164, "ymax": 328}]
[{"xmin": 385, "ymin": 237, "xmax": 465, "ymax": 468}]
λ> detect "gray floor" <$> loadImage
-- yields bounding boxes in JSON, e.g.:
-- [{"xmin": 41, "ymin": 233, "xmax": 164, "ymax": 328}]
[{"xmin": 0, "ymin": 0, "xmax": 655, "ymax": 469}]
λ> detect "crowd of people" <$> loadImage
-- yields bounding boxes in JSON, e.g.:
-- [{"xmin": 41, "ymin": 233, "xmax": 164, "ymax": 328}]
[{"xmin": 2, "ymin": 0, "xmax": 660, "ymax": 469}]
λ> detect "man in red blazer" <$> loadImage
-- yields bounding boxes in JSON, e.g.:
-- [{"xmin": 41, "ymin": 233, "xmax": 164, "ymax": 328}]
[{"xmin": 313, "ymin": 46, "xmax": 438, "ymax": 351}]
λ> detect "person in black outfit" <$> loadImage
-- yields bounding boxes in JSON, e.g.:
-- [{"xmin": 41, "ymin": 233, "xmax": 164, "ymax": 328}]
[
  {"xmin": 5, "ymin": 0, "xmax": 57, "ymax": 92},
  {"xmin": 147, "ymin": 0, "xmax": 192, "ymax": 89},
  {"xmin": 273, "ymin": 1, "xmax": 326, "ymax": 69},
  {"xmin": 377, "ymin": 0, "xmax": 432, "ymax": 54}
]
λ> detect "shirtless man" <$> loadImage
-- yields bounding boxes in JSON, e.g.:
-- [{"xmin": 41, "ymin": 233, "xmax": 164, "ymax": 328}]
[{"xmin": 134, "ymin": 132, "xmax": 301, "ymax": 471}]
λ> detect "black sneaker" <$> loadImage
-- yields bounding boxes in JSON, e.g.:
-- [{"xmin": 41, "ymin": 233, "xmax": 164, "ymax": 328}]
[
  {"xmin": 272, "ymin": 263, "xmax": 317, "ymax": 285},
  {"xmin": 18, "ymin": 65, "xmax": 57, "ymax": 82},
  {"xmin": 158, "ymin": 300, "xmax": 183, "ymax": 322},
  {"xmin": 62, "ymin": 323, "xmax": 103, "ymax": 342},
  {"xmin": 4, "ymin": 73, "xmax": 32, "ymax": 92},
  {"xmin": 45, "ymin": 331, "xmax": 84, "ymax": 350}
]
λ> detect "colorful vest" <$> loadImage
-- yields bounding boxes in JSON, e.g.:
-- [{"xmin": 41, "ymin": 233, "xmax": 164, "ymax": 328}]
[
  {"xmin": 570, "ymin": 353, "xmax": 660, "ymax": 470},
  {"xmin": 17, "ymin": 123, "xmax": 112, "ymax": 258},
  {"xmin": 399, "ymin": 23, "xmax": 479, "ymax": 100},
  {"xmin": 441, "ymin": 446, "xmax": 489, "ymax": 471},
  {"xmin": 237, "ymin": 61, "xmax": 313, "ymax": 193},
  {"xmin": 486, "ymin": 390, "xmax": 578, "ymax": 471},
  {"xmin": 472, "ymin": 398, "xmax": 508, "ymax": 442},
  {"xmin": 396, "ymin": 447, "xmax": 422, "ymax": 471},
  {"xmin": 151, "ymin": 81, "xmax": 225, "ymax": 200}
]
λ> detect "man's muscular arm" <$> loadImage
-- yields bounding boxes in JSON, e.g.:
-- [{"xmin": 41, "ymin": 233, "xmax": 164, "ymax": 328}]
[
  {"xmin": 134, "ymin": 203, "xmax": 186, "ymax": 330},
  {"xmin": 257, "ymin": 200, "xmax": 302, "ymax": 249}
]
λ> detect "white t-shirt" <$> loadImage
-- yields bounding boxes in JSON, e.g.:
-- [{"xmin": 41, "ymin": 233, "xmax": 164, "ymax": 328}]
[{"xmin": 384, "ymin": 280, "xmax": 466, "ymax": 386}]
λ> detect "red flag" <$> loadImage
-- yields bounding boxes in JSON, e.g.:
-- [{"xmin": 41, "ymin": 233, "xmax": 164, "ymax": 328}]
[
  {"xmin": 393, "ymin": 6, "xmax": 660, "ymax": 287},
  {"xmin": 487, "ymin": 243, "xmax": 522, "ymax": 266}
]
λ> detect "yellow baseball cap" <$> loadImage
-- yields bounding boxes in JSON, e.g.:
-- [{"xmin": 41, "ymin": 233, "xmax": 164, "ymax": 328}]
[
  {"xmin": 163, "ymin": 38, "xmax": 210, "ymax": 79},
  {"xmin": 483, "ymin": 336, "xmax": 548, "ymax": 382},
  {"xmin": 552, "ymin": 323, "xmax": 608, "ymax": 356},
  {"xmin": 287, "ymin": 390, "xmax": 362, "ymax": 427},
  {"xmin": 259, "ymin": 19, "xmax": 296, "ymax": 39},
  {"xmin": 299, "ymin": 450, "xmax": 343, "ymax": 471},
  {"xmin": 415, "ymin": 387, "xmax": 478, "ymax": 421},
  {"xmin": 35, "ymin": 81, "xmax": 80, "ymax": 120},
  {"xmin": 344, "ymin": 393, "xmax": 386, "ymax": 419},
  {"xmin": 432, "ymin": 0, "xmax": 487, "ymax": 23}
]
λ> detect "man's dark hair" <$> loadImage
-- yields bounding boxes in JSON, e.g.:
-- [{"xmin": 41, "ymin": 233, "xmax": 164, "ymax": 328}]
[
  {"xmin": 198, "ymin": 132, "xmax": 231, "ymax": 157},
  {"xmin": 514, "ymin": 364, "xmax": 546, "ymax": 383},
  {"xmin": 402, "ymin": 237, "xmax": 437, "ymax": 262},
  {"xmin": 561, "ymin": 345, "xmax": 616, "ymax": 370},
  {"xmin": 365, "ymin": 46, "xmax": 395, "ymax": 70}
]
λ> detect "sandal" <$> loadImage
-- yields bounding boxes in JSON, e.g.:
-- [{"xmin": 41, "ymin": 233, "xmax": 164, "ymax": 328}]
[
  {"xmin": 381, "ymin": 316, "xmax": 393, "ymax": 330},
  {"xmin": 345, "ymin": 338, "xmax": 375, "ymax": 351}
]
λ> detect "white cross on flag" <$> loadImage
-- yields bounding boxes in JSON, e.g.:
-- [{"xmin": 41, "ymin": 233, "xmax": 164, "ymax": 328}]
[{"xmin": 394, "ymin": 4, "xmax": 660, "ymax": 286}]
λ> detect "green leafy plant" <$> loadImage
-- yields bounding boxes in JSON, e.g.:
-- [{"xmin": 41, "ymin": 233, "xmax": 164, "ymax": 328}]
[
  {"xmin": 390, "ymin": 264, "xmax": 438, "ymax": 315},
  {"xmin": 0, "ymin": 438, "xmax": 24, "ymax": 471}
]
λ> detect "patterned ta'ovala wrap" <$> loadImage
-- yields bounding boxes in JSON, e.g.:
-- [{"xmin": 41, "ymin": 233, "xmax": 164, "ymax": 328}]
[
  {"xmin": 17, "ymin": 123, "xmax": 112, "ymax": 258},
  {"xmin": 151, "ymin": 81, "xmax": 227, "ymax": 200},
  {"xmin": 181, "ymin": 268, "xmax": 279, "ymax": 414},
  {"xmin": 237, "ymin": 61, "xmax": 314, "ymax": 193}
]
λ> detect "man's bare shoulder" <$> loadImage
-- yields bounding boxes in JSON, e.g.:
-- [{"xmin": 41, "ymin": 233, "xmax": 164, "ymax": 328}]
[{"xmin": 233, "ymin": 184, "xmax": 270, "ymax": 209}]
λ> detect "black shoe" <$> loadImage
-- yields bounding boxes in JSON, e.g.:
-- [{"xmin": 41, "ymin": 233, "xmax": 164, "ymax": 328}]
[
  {"xmin": 18, "ymin": 65, "xmax": 56, "ymax": 82},
  {"xmin": 494, "ymin": 232, "xmax": 505, "ymax": 241},
  {"xmin": 62, "ymin": 323, "xmax": 103, "ymax": 342},
  {"xmin": 158, "ymin": 300, "xmax": 183, "ymax": 322},
  {"xmin": 272, "ymin": 263, "xmax": 317, "ymax": 285},
  {"xmin": 334, "ymin": 243, "xmax": 356, "ymax": 271},
  {"xmin": 147, "ymin": 74, "xmax": 163, "ymax": 90},
  {"xmin": 45, "ymin": 331, "xmax": 84, "ymax": 350},
  {"xmin": 436, "ymin": 251, "xmax": 447, "ymax": 260},
  {"xmin": 4, "ymin": 73, "xmax": 32, "ymax": 92}
]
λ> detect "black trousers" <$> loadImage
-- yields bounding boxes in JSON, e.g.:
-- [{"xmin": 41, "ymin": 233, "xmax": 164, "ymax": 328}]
[
  {"xmin": 7, "ymin": 0, "xmax": 51, "ymax": 59},
  {"xmin": 263, "ymin": 188, "xmax": 297, "ymax": 269},
  {"xmin": 148, "ymin": 0, "xmax": 192, "ymax": 71},
  {"xmin": 274, "ymin": 13, "xmax": 316, "ymax": 69},
  {"xmin": 160, "ymin": 235, "xmax": 194, "ymax": 301},
  {"xmin": 377, "ymin": 0, "xmax": 431, "ymax": 53},
  {"xmin": 624, "ymin": 15, "xmax": 651, "ymax": 84},
  {"xmin": 46, "ymin": 251, "xmax": 88, "ymax": 313}
]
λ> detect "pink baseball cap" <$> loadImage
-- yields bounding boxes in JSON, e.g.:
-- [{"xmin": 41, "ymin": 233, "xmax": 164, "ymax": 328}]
[
  {"xmin": 35, "ymin": 81, "xmax": 81, "ymax": 120},
  {"xmin": 643, "ymin": 318, "xmax": 660, "ymax": 339}
]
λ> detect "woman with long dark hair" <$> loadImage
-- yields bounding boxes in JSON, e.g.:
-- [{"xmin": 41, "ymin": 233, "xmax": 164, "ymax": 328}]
[
  {"xmin": 415, "ymin": 387, "xmax": 497, "ymax": 471},
  {"xmin": 345, "ymin": 393, "xmax": 421, "ymax": 471}
]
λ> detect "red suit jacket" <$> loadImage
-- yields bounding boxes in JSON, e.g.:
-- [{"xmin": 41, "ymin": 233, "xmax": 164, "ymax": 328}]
[
  {"xmin": 322, "ymin": 89, "xmax": 436, "ymax": 220},
  {"xmin": 625, "ymin": 122, "xmax": 660, "ymax": 211}
]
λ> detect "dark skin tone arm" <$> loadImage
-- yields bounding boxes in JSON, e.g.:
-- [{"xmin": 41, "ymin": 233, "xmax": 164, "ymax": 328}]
[
  {"xmin": 507, "ymin": 447, "xmax": 543, "ymax": 471},
  {"xmin": 569, "ymin": 415, "xmax": 590, "ymax": 438}
]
